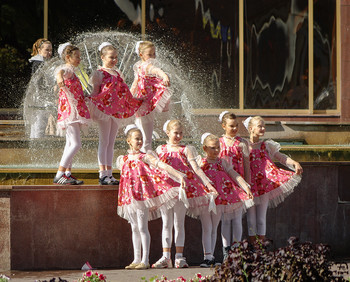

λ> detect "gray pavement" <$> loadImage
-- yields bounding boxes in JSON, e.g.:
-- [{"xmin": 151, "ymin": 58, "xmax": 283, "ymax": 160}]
[{"xmin": 1, "ymin": 267, "xmax": 215, "ymax": 282}]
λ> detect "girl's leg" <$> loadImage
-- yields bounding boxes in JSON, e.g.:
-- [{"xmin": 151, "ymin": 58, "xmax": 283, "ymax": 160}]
[
  {"xmin": 256, "ymin": 193, "xmax": 269, "ymax": 237},
  {"xmin": 135, "ymin": 112, "xmax": 155, "ymax": 152},
  {"xmin": 137, "ymin": 209, "xmax": 150, "ymax": 266},
  {"xmin": 173, "ymin": 201, "xmax": 188, "ymax": 268},
  {"xmin": 247, "ymin": 205, "xmax": 257, "ymax": 237},
  {"xmin": 231, "ymin": 207, "xmax": 243, "ymax": 243},
  {"xmin": 210, "ymin": 211, "xmax": 222, "ymax": 256},
  {"xmin": 97, "ymin": 119, "xmax": 111, "ymax": 172},
  {"xmin": 200, "ymin": 210, "xmax": 213, "ymax": 259},
  {"xmin": 152, "ymin": 207, "xmax": 174, "ymax": 268},
  {"xmin": 59, "ymin": 123, "xmax": 82, "ymax": 168},
  {"xmin": 128, "ymin": 212, "xmax": 142, "ymax": 265},
  {"xmin": 106, "ymin": 120, "xmax": 119, "ymax": 178},
  {"xmin": 221, "ymin": 219, "xmax": 232, "ymax": 248}
]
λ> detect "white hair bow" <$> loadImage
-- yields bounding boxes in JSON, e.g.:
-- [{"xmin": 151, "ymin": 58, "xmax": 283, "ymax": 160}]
[
  {"xmin": 201, "ymin": 132, "xmax": 211, "ymax": 145},
  {"xmin": 163, "ymin": 120, "xmax": 170, "ymax": 133},
  {"xmin": 98, "ymin": 42, "xmax": 113, "ymax": 52},
  {"xmin": 218, "ymin": 111, "xmax": 229, "ymax": 122},
  {"xmin": 135, "ymin": 41, "xmax": 143, "ymax": 55},
  {"xmin": 243, "ymin": 117, "xmax": 252, "ymax": 130},
  {"xmin": 124, "ymin": 124, "xmax": 138, "ymax": 136},
  {"xmin": 57, "ymin": 42, "xmax": 72, "ymax": 57}
]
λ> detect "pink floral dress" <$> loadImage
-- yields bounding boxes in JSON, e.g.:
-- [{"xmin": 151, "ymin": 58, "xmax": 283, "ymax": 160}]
[
  {"xmin": 116, "ymin": 151, "xmax": 179, "ymax": 221},
  {"xmin": 156, "ymin": 144, "xmax": 211, "ymax": 217},
  {"xmin": 249, "ymin": 140, "xmax": 302, "ymax": 207},
  {"xmin": 219, "ymin": 136, "xmax": 246, "ymax": 177},
  {"xmin": 56, "ymin": 65, "xmax": 90, "ymax": 134},
  {"xmin": 132, "ymin": 59, "xmax": 171, "ymax": 117},
  {"xmin": 88, "ymin": 68, "xmax": 142, "ymax": 121},
  {"xmin": 200, "ymin": 157, "xmax": 253, "ymax": 218}
]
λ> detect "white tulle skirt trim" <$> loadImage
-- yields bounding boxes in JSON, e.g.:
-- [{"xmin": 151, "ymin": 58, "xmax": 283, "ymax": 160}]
[
  {"xmin": 220, "ymin": 198, "xmax": 255, "ymax": 221},
  {"xmin": 87, "ymin": 99, "xmax": 134, "ymax": 127},
  {"xmin": 254, "ymin": 174, "xmax": 302, "ymax": 208},
  {"xmin": 136, "ymin": 87, "xmax": 172, "ymax": 118},
  {"xmin": 117, "ymin": 186, "xmax": 179, "ymax": 221}
]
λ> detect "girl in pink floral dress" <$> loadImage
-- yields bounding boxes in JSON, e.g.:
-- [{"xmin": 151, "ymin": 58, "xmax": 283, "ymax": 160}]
[
  {"xmin": 89, "ymin": 42, "xmax": 142, "ymax": 185},
  {"xmin": 244, "ymin": 116, "xmax": 303, "ymax": 246},
  {"xmin": 130, "ymin": 41, "xmax": 171, "ymax": 152},
  {"xmin": 53, "ymin": 43, "xmax": 91, "ymax": 185},
  {"xmin": 116, "ymin": 124, "xmax": 185, "ymax": 270},
  {"xmin": 151, "ymin": 120, "xmax": 217, "ymax": 269},
  {"xmin": 218, "ymin": 111, "xmax": 251, "ymax": 257},
  {"xmin": 198, "ymin": 133, "xmax": 253, "ymax": 267}
]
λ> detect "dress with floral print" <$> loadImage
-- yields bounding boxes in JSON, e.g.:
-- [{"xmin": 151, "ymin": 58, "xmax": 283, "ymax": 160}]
[
  {"xmin": 157, "ymin": 145, "xmax": 209, "ymax": 202},
  {"xmin": 201, "ymin": 158, "xmax": 250, "ymax": 207},
  {"xmin": 89, "ymin": 69, "xmax": 141, "ymax": 119},
  {"xmin": 219, "ymin": 136, "xmax": 245, "ymax": 177},
  {"xmin": 250, "ymin": 142, "xmax": 295, "ymax": 197},
  {"xmin": 57, "ymin": 72, "xmax": 90, "ymax": 125},
  {"xmin": 134, "ymin": 60, "xmax": 170, "ymax": 117}
]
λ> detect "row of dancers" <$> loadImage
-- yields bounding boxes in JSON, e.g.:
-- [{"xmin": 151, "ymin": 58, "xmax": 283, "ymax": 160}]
[{"xmin": 51, "ymin": 40, "xmax": 302, "ymax": 269}]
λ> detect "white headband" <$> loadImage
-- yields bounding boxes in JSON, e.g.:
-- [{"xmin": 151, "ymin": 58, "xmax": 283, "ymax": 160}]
[
  {"xmin": 98, "ymin": 42, "xmax": 113, "ymax": 52},
  {"xmin": 243, "ymin": 116, "xmax": 252, "ymax": 130},
  {"xmin": 135, "ymin": 41, "xmax": 143, "ymax": 54},
  {"xmin": 218, "ymin": 111, "xmax": 229, "ymax": 123},
  {"xmin": 124, "ymin": 124, "xmax": 139, "ymax": 136},
  {"xmin": 57, "ymin": 42, "xmax": 72, "ymax": 57},
  {"xmin": 201, "ymin": 132, "xmax": 211, "ymax": 145},
  {"xmin": 163, "ymin": 120, "xmax": 170, "ymax": 133}
]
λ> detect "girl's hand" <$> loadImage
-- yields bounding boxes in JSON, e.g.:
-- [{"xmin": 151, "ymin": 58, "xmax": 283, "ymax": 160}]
[
  {"xmin": 293, "ymin": 161, "xmax": 303, "ymax": 175},
  {"xmin": 246, "ymin": 188, "xmax": 254, "ymax": 199},
  {"xmin": 57, "ymin": 76, "xmax": 65, "ymax": 88},
  {"xmin": 207, "ymin": 183, "xmax": 218, "ymax": 196},
  {"xmin": 180, "ymin": 177, "xmax": 186, "ymax": 190},
  {"xmin": 162, "ymin": 74, "xmax": 170, "ymax": 87}
]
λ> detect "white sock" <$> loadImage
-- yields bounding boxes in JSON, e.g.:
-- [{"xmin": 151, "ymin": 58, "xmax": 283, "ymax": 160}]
[
  {"xmin": 99, "ymin": 170, "xmax": 107, "ymax": 178},
  {"xmin": 65, "ymin": 171, "xmax": 71, "ymax": 177},
  {"xmin": 55, "ymin": 171, "xmax": 64, "ymax": 178},
  {"xmin": 107, "ymin": 169, "xmax": 112, "ymax": 177},
  {"xmin": 204, "ymin": 254, "xmax": 214, "ymax": 260},
  {"xmin": 163, "ymin": 252, "xmax": 171, "ymax": 259},
  {"xmin": 175, "ymin": 253, "xmax": 182, "ymax": 259}
]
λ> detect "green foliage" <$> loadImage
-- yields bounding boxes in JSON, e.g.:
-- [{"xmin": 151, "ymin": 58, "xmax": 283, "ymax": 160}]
[{"xmin": 211, "ymin": 237, "xmax": 346, "ymax": 281}]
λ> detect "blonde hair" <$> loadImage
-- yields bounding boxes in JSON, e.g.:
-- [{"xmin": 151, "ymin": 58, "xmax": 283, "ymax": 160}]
[
  {"xmin": 126, "ymin": 128, "xmax": 142, "ymax": 142},
  {"xmin": 202, "ymin": 134, "xmax": 219, "ymax": 147},
  {"xmin": 221, "ymin": 112, "xmax": 237, "ymax": 125},
  {"xmin": 61, "ymin": 45, "xmax": 79, "ymax": 61},
  {"xmin": 100, "ymin": 44, "xmax": 117, "ymax": 56},
  {"xmin": 138, "ymin": 41, "xmax": 155, "ymax": 55},
  {"xmin": 248, "ymin": 116, "xmax": 264, "ymax": 133},
  {"xmin": 166, "ymin": 119, "xmax": 183, "ymax": 132},
  {"xmin": 31, "ymin": 38, "xmax": 52, "ymax": 56}
]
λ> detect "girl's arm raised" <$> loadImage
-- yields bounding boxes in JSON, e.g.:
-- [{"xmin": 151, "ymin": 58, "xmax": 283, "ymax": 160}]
[
  {"xmin": 185, "ymin": 146, "xmax": 218, "ymax": 195},
  {"xmin": 266, "ymin": 140, "xmax": 303, "ymax": 175},
  {"xmin": 146, "ymin": 64, "xmax": 170, "ymax": 86}
]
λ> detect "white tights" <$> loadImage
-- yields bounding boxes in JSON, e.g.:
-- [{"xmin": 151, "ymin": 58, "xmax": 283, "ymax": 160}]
[
  {"xmin": 221, "ymin": 207, "xmax": 243, "ymax": 248},
  {"xmin": 135, "ymin": 112, "xmax": 155, "ymax": 152},
  {"xmin": 59, "ymin": 123, "xmax": 82, "ymax": 168},
  {"xmin": 160, "ymin": 200, "xmax": 187, "ymax": 248},
  {"xmin": 200, "ymin": 210, "xmax": 222, "ymax": 256},
  {"xmin": 246, "ymin": 193, "xmax": 269, "ymax": 236},
  {"xmin": 97, "ymin": 118, "xmax": 119, "ymax": 167},
  {"xmin": 129, "ymin": 209, "xmax": 150, "ymax": 265}
]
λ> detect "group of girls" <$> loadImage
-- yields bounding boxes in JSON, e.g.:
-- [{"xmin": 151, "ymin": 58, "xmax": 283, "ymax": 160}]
[
  {"xmin": 51, "ymin": 39, "xmax": 303, "ymax": 270},
  {"xmin": 52, "ymin": 40, "xmax": 168, "ymax": 185}
]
